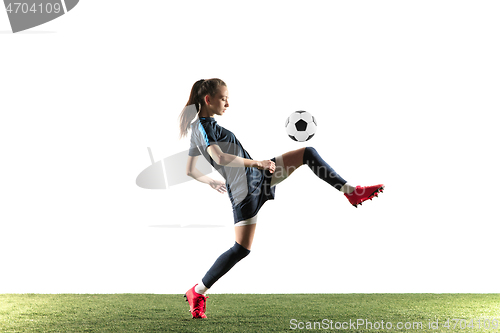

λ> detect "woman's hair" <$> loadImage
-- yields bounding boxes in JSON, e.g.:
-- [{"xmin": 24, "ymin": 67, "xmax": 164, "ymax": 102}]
[{"xmin": 179, "ymin": 78, "xmax": 226, "ymax": 138}]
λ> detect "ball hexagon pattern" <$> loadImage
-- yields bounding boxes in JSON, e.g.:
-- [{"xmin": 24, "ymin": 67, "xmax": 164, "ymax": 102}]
[{"xmin": 285, "ymin": 111, "xmax": 317, "ymax": 142}]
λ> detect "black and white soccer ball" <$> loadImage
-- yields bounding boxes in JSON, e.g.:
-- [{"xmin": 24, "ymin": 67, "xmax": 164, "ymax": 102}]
[{"xmin": 285, "ymin": 111, "xmax": 317, "ymax": 142}]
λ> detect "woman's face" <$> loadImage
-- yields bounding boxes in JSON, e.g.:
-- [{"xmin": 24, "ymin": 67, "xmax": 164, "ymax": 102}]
[{"xmin": 206, "ymin": 86, "xmax": 229, "ymax": 116}]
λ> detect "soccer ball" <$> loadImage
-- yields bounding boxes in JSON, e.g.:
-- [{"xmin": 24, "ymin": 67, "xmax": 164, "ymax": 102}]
[{"xmin": 285, "ymin": 111, "xmax": 317, "ymax": 142}]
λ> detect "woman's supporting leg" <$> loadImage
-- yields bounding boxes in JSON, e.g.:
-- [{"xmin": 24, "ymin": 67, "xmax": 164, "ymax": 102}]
[
  {"xmin": 195, "ymin": 223, "xmax": 256, "ymax": 295},
  {"xmin": 234, "ymin": 223, "xmax": 257, "ymax": 250}
]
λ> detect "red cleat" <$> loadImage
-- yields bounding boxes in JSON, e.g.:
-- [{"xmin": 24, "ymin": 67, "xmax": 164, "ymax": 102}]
[
  {"xmin": 184, "ymin": 284, "xmax": 208, "ymax": 319},
  {"xmin": 345, "ymin": 184, "xmax": 384, "ymax": 208}
]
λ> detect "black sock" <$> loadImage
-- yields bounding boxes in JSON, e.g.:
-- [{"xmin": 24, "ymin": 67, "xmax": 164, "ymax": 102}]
[
  {"xmin": 303, "ymin": 147, "xmax": 347, "ymax": 191},
  {"xmin": 201, "ymin": 242, "xmax": 250, "ymax": 288}
]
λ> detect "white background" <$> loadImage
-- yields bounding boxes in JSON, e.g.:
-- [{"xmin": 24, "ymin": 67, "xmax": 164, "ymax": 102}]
[{"xmin": 1, "ymin": 1, "xmax": 499, "ymax": 294}]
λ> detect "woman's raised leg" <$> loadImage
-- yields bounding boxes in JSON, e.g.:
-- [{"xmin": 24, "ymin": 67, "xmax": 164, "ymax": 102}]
[
  {"xmin": 272, "ymin": 147, "xmax": 348, "ymax": 190},
  {"xmin": 272, "ymin": 146, "xmax": 384, "ymax": 207},
  {"xmin": 270, "ymin": 147, "xmax": 306, "ymax": 186}
]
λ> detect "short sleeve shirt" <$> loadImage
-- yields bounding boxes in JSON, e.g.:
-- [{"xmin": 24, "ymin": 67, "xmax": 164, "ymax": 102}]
[{"xmin": 189, "ymin": 117, "xmax": 272, "ymax": 211}]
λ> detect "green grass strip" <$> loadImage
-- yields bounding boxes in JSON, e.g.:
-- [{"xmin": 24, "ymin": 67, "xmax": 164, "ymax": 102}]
[{"xmin": 1, "ymin": 294, "xmax": 499, "ymax": 332}]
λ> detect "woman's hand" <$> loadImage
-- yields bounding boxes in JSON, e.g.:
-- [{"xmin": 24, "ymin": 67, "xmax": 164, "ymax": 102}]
[
  {"xmin": 257, "ymin": 160, "xmax": 276, "ymax": 174},
  {"xmin": 209, "ymin": 179, "xmax": 227, "ymax": 194}
]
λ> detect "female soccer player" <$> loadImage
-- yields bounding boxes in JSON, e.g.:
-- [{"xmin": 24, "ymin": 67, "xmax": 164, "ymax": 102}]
[{"xmin": 179, "ymin": 78, "xmax": 383, "ymax": 319}]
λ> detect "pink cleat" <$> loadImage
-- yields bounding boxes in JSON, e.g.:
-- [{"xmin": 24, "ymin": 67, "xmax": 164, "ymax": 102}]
[
  {"xmin": 184, "ymin": 284, "xmax": 208, "ymax": 319},
  {"xmin": 345, "ymin": 184, "xmax": 384, "ymax": 208}
]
